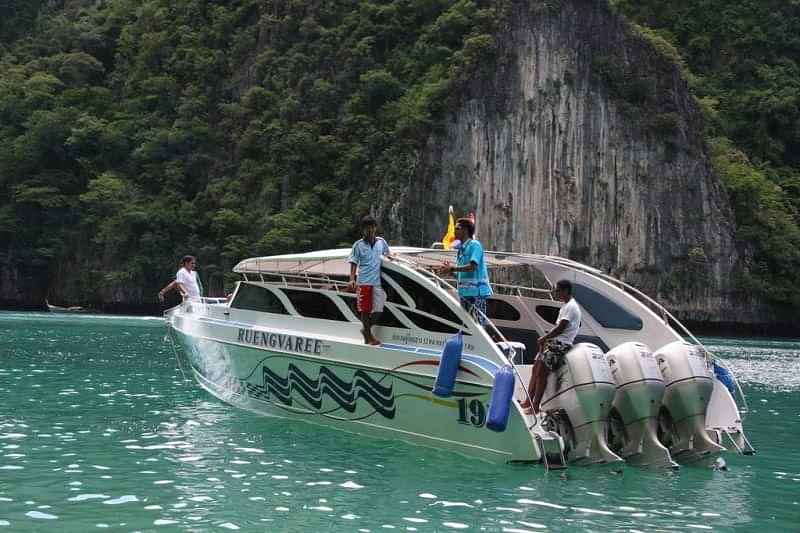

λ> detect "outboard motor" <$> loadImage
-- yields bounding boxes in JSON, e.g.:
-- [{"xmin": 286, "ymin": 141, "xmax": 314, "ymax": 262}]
[
  {"xmin": 539, "ymin": 343, "xmax": 622, "ymax": 466},
  {"xmin": 606, "ymin": 342, "xmax": 678, "ymax": 468},
  {"xmin": 654, "ymin": 341, "xmax": 725, "ymax": 463}
]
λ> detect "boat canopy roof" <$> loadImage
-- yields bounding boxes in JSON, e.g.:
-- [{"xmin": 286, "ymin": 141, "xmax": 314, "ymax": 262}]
[
  {"xmin": 233, "ymin": 247, "xmax": 422, "ymax": 277},
  {"xmin": 233, "ymin": 247, "xmax": 603, "ymax": 277}
]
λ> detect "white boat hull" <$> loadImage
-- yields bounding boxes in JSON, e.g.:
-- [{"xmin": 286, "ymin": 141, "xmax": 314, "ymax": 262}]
[
  {"xmin": 168, "ymin": 312, "xmax": 540, "ymax": 463},
  {"xmin": 161, "ymin": 247, "xmax": 755, "ymax": 469}
]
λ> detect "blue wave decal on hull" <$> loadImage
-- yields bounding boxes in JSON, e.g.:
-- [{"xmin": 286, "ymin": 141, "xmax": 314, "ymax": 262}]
[{"xmin": 245, "ymin": 364, "xmax": 397, "ymax": 419}]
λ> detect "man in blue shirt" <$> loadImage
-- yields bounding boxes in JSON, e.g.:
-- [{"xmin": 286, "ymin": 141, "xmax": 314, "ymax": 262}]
[
  {"xmin": 348, "ymin": 215, "xmax": 391, "ymax": 345},
  {"xmin": 438, "ymin": 218, "xmax": 493, "ymax": 327}
]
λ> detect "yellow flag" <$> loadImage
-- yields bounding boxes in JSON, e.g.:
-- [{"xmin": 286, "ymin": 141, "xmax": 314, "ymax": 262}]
[{"xmin": 442, "ymin": 206, "xmax": 456, "ymax": 249}]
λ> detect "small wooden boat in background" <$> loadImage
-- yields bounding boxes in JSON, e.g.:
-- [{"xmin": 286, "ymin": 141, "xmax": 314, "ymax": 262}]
[{"xmin": 45, "ymin": 299, "xmax": 89, "ymax": 313}]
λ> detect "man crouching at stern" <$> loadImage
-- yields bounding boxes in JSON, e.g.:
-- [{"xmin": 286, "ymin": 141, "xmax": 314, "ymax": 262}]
[
  {"xmin": 348, "ymin": 215, "xmax": 392, "ymax": 345},
  {"xmin": 520, "ymin": 279, "xmax": 582, "ymax": 414}
]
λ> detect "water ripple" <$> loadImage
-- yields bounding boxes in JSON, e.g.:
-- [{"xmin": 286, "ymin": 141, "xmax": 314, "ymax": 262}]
[
  {"xmin": 1, "ymin": 314, "xmax": 798, "ymax": 532},
  {"xmin": 103, "ymin": 495, "xmax": 138, "ymax": 505},
  {"xmin": 67, "ymin": 494, "xmax": 109, "ymax": 502},
  {"xmin": 25, "ymin": 511, "xmax": 58, "ymax": 520}
]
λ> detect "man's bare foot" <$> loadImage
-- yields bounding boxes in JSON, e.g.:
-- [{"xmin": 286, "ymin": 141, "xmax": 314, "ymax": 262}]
[{"xmin": 368, "ymin": 338, "xmax": 382, "ymax": 346}]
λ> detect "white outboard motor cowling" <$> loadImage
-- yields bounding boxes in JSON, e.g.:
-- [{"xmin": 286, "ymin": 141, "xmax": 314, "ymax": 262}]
[
  {"xmin": 655, "ymin": 341, "xmax": 725, "ymax": 463},
  {"xmin": 606, "ymin": 342, "xmax": 678, "ymax": 468},
  {"xmin": 540, "ymin": 343, "xmax": 622, "ymax": 466}
]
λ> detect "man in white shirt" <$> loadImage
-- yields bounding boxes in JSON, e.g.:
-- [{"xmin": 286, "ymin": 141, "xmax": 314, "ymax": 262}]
[
  {"xmin": 159, "ymin": 255, "xmax": 201, "ymax": 302},
  {"xmin": 520, "ymin": 279, "xmax": 582, "ymax": 414}
]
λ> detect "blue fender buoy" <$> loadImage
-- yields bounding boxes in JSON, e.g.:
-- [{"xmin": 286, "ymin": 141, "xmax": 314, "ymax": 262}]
[
  {"xmin": 486, "ymin": 366, "xmax": 515, "ymax": 432},
  {"xmin": 432, "ymin": 333, "xmax": 463, "ymax": 397},
  {"xmin": 713, "ymin": 360, "xmax": 736, "ymax": 395}
]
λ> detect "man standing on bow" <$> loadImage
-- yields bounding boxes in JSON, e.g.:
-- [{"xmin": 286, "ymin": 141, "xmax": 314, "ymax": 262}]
[
  {"xmin": 437, "ymin": 217, "xmax": 493, "ymax": 327},
  {"xmin": 349, "ymin": 215, "xmax": 391, "ymax": 345},
  {"xmin": 520, "ymin": 279, "xmax": 582, "ymax": 414},
  {"xmin": 159, "ymin": 255, "xmax": 202, "ymax": 303}
]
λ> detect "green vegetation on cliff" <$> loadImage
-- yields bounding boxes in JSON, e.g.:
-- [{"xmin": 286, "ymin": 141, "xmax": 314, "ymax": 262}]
[
  {"xmin": 0, "ymin": 0, "xmax": 504, "ymax": 302},
  {"xmin": 0, "ymin": 0, "xmax": 798, "ymax": 310},
  {"xmin": 611, "ymin": 0, "xmax": 800, "ymax": 305}
]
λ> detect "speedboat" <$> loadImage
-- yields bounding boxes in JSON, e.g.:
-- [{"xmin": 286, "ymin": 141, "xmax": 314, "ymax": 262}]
[{"xmin": 164, "ymin": 248, "xmax": 754, "ymax": 469}]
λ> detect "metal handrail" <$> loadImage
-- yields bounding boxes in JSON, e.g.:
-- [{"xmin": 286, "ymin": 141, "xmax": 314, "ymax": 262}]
[
  {"xmin": 241, "ymin": 271, "xmax": 351, "ymax": 289},
  {"xmin": 198, "ymin": 297, "xmax": 228, "ymax": 304},
  {"xmin": 184, "ymin": 296, "xmax": 229, "ymax": 305},
  {"xmin": 437, "ymin": 278, "xmax": 554, "ymax": 298}
]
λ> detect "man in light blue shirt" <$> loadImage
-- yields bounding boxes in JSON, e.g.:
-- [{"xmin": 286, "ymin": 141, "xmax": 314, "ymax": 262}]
[
  {"xmin": 438, "ymin": 217, "xmax": 493, "ymax": 327},
  {"xmin": 348, "ymin": 215, "xmax": 391, "ymax": 345}
]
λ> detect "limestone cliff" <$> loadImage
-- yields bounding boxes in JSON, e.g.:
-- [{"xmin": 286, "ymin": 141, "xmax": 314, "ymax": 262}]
[{"xmin": 398, "ymin": 0, "xmax": 754, "ymax": 325}]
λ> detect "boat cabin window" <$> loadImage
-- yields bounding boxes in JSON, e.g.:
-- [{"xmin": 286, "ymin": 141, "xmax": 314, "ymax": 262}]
[
  {"xmin": 382, "ymin": 268, "xmax": 465, "ymax": 327},
  {"xmin": 380, "ymin": 274, "xmax": 407, "ymax": 305},
  {"xmin": 231, "ymin": 283, "xmax": 290, "ymax": 315},
  {"xmin": 283, "ymin": 289, "xmax": 348, "ymax": 322},
  {"xmin": 487, "ymin": 299, "xmax": 521, "ymax": 321},
  {"xmin": 401, "ymin": 310, "xmax": 461, "ymax": 334},
  {"xmin": 573, "ymin": 283, "xmax": 643, "ymax": 330},
  {"xmin": 340, "ymin": 294, "xmax": 406, "ymax": 328},
  {"xmin": 536, "ymin": 305, "xmax": 560, "ymax": 325},
  {"xmin": 342, "ymin": 293, "xmax": 461, "ymax": 333}
]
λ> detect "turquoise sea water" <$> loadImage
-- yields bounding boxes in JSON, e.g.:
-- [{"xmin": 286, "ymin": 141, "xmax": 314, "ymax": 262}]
[{"xmin": 1, "ymin": 312, "xmax": 799, "ymax": 532}]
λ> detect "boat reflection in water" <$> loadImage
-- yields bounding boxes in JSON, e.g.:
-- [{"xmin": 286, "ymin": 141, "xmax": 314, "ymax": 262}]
[{"xmin": 165, "ymin": 248, "xmax": 755, "ymax": 470}]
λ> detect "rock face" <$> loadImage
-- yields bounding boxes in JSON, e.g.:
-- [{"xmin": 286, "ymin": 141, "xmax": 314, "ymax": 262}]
[{"xmin": 401, "ymin": 0, "xmax": 747, "ymax": 324}]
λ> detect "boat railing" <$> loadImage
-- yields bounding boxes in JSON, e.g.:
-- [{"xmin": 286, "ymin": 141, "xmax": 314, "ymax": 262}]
[
  {"xmin": 242, "ymin": 271, "xmax": 352, "ymax": 292},
  {"xmin": 390, "ymin": 254, "xmax": 457, "ymax": 292},
  {"xmin": 180, "ymin": 297, "xmax": 230, "ymax": 316},
  {"xmin": 202, "ymin": 297, "xmax": 229, "ymax": 304},
  {"xmin": 185, "ymin": 296, "xmax": 229, "ymax": 305},
  {"xmin": 434, "ymin": 279, "xmax": 554, "ymax": 300},
  {"xmin": 493, "ymin": 283, "xmax": 554, "ymax": 298}
]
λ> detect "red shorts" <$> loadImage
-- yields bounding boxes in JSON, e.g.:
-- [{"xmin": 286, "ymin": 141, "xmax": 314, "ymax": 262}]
[{"xmin": 356, "ymin": 285, "xmax": 374, "ymax": 314}]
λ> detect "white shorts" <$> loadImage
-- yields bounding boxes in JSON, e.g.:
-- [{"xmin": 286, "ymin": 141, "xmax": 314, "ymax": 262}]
[{"xmin": 371, "ymin": 286, "xmax": 386, "ymax": 313}]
